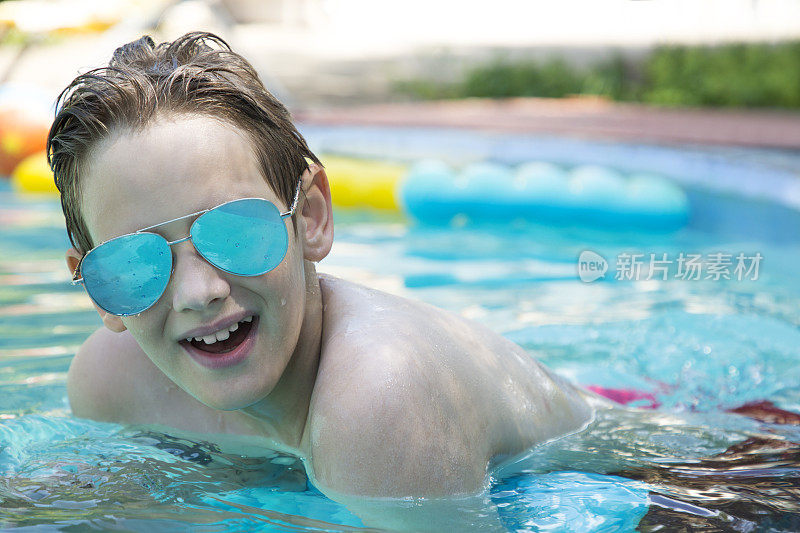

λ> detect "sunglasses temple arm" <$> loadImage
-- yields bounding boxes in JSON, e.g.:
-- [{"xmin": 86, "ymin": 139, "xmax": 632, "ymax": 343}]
[
  {"xmin": 71, "ymin": 258, "xmax": 84, "ymax": 285},
  {"xmin": 281, "ymin": 175, "xmax": 304, "ymax": 217}
]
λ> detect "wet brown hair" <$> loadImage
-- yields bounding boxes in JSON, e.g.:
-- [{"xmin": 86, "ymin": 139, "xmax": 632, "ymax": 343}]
[{"xmin": 46, "ymin": 31, "xmax": 320, "ymax": 254}]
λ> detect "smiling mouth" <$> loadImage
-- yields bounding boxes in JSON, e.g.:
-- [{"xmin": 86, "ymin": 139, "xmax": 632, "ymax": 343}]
[{"xmin": 180, "ymin": 317, "xmax": 256, "ymax": 355}]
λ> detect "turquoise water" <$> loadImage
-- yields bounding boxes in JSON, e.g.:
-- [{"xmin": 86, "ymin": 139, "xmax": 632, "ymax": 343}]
[{"xmin": 1, "ymin": 159, "xmax": 800, "ymax": 531}]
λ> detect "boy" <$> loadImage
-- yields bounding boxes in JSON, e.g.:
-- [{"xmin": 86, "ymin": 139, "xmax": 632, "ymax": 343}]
[{"xmin": 50, "ymin": 31, "xmax": 595, "ymax": 521}]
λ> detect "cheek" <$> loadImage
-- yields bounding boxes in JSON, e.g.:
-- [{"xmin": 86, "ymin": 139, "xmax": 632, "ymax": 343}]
[
  {"xmin": 276, "ymin": 231, "xmax": 306, "ymax": 296},
  {"xmin": 121, "ymin": 313, "xmax": 168, "ymax": 354},
  {"xmin": 274, "ymin": 251, "xmax": 306, "ymax": 319},
  {"xmin": 262, "ymin": 243, "xmax": 306, "ymax": 339}
]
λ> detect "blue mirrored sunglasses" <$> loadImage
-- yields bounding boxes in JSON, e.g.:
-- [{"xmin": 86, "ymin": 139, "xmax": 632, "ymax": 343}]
[{"xmin": 72, "ymin": 176, "xmax": 304, "ymax": 317}]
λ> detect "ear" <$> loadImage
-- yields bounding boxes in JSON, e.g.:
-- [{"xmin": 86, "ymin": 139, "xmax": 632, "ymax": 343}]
[
  {"xmin": 299, "ymin": 163, "xmax": 334, "ymax": 262},
  {"xmin": 66, "ymin": 247, "xmax": 127, "ymax": 333}
]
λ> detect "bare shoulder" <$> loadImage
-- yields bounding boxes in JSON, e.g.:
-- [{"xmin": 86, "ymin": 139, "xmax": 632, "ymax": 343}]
[
  {"xmin": 68, "ymin": 327, "xmax": 149, "ymax": 421},
  {"xmin": 67, "ymin": 327, "xmax": 216, "ymax": 429},
  {"xmin": 306, "ymin": 275, "xmax": 484, "ymax": 495},
  {"xmin": 305, "ymin": 334, "xmax": 490, "ymax": 497},
  {"xmin": 306, "ymin": 274, "xmax": 593, "ymax": 497}
]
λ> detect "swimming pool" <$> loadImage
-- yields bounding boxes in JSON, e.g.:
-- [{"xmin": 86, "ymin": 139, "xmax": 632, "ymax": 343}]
[{"xmin": 1, "ymin": 129, "xmax": 799, "ymax": 531}]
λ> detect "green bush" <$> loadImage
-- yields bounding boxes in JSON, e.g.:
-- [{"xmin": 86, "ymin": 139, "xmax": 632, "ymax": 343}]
[
  {"xmin": 460, "ymin": 58, "xmax": 584, "ymax": 98},
  {"xmin": 396, "ymin": 41, "xmax": 800, "ymax": 109},
  {"xmin": 641, "ymin": 42, "xmax": 800, "ymax": 107}
]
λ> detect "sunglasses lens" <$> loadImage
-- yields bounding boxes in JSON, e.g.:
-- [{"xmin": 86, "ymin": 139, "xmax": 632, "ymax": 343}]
[
  {"xmin": 192, "ymin": 198, "xmax": 288, "ymax": 276},
  {"xmin": 81, "ymin": 233, "xmax": 172, "ymax": 316}
]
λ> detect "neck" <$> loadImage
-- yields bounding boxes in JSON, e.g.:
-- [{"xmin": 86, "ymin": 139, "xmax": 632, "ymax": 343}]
[{"xmin": 237, "ymin": 261, "xmax": 323, "ymax": 452}]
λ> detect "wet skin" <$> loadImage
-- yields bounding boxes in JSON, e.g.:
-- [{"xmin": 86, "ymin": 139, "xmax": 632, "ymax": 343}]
[{"xmin": 66, "ymin": 113, "xmax": 595, "ymax": 527}]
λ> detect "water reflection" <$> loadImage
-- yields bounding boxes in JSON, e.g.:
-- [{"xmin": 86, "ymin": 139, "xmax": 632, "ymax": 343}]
[{"xmin": 491, "ymin": 407, "xmax": 800, "ymax": 531}]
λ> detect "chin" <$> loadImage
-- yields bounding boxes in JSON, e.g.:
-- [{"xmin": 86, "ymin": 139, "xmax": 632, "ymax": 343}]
[{"xmin": 197, "ymin": 382, "xmax": 276, "ymax": 412}]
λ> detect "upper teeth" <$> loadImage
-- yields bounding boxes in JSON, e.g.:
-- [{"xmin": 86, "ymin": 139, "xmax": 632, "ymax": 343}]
[{"xmin": 186, "ymin": 315, "xmax": 253, "ymax": 344}]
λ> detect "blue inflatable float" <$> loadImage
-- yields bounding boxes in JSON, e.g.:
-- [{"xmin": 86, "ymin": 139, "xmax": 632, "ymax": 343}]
[{"xmin": 399, "ymin": 160, "xmax": 689, "ymax": 231}]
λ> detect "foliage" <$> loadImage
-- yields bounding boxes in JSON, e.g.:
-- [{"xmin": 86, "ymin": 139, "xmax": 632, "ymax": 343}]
[
  {"xmin": 642, "ymin": 42, "xmax": 800, "ymax": 107},
  {"xmin": 396, "ymin": 42, "xmax": 800, "ymax": 108}
]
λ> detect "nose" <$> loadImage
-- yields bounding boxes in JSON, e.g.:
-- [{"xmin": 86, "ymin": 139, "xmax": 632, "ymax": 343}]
[{"xmin": 169, "ymin": 241, "xmax": 230, "ymax": 313}]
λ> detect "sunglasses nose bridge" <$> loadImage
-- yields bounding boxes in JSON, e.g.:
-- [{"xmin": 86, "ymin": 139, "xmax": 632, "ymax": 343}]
[
  {"xmin": 166, "ymin": 235, "xmax": 192, "ymax": 246},
  {"xmin": 169, "ymin": 233, "xmax": 216, "ymax": 274}
]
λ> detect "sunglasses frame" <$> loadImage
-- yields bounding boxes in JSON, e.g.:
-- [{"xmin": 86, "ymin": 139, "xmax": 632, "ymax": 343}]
[{"xmin": 71, "ymin": 174, "xmax": 305, "ymax": 316}]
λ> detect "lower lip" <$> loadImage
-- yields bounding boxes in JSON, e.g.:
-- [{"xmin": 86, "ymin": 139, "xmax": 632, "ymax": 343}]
[{"xmin": 182, "ymin": 317, "xmax": 259, "ymax": 370}]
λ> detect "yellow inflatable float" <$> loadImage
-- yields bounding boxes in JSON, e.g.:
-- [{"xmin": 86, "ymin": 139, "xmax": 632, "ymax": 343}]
[
  {"xmin": 322, "ymin": 155, "xmax": 405, "ymax": 212},
  {"xmin": 11, "ymin": 150, "xmax": 57, "ymax": 194}
]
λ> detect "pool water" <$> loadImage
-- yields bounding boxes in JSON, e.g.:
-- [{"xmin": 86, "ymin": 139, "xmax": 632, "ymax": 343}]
[{"xmin": 1, "ymin": 159, "xmax": 800, "ymax": 531}]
